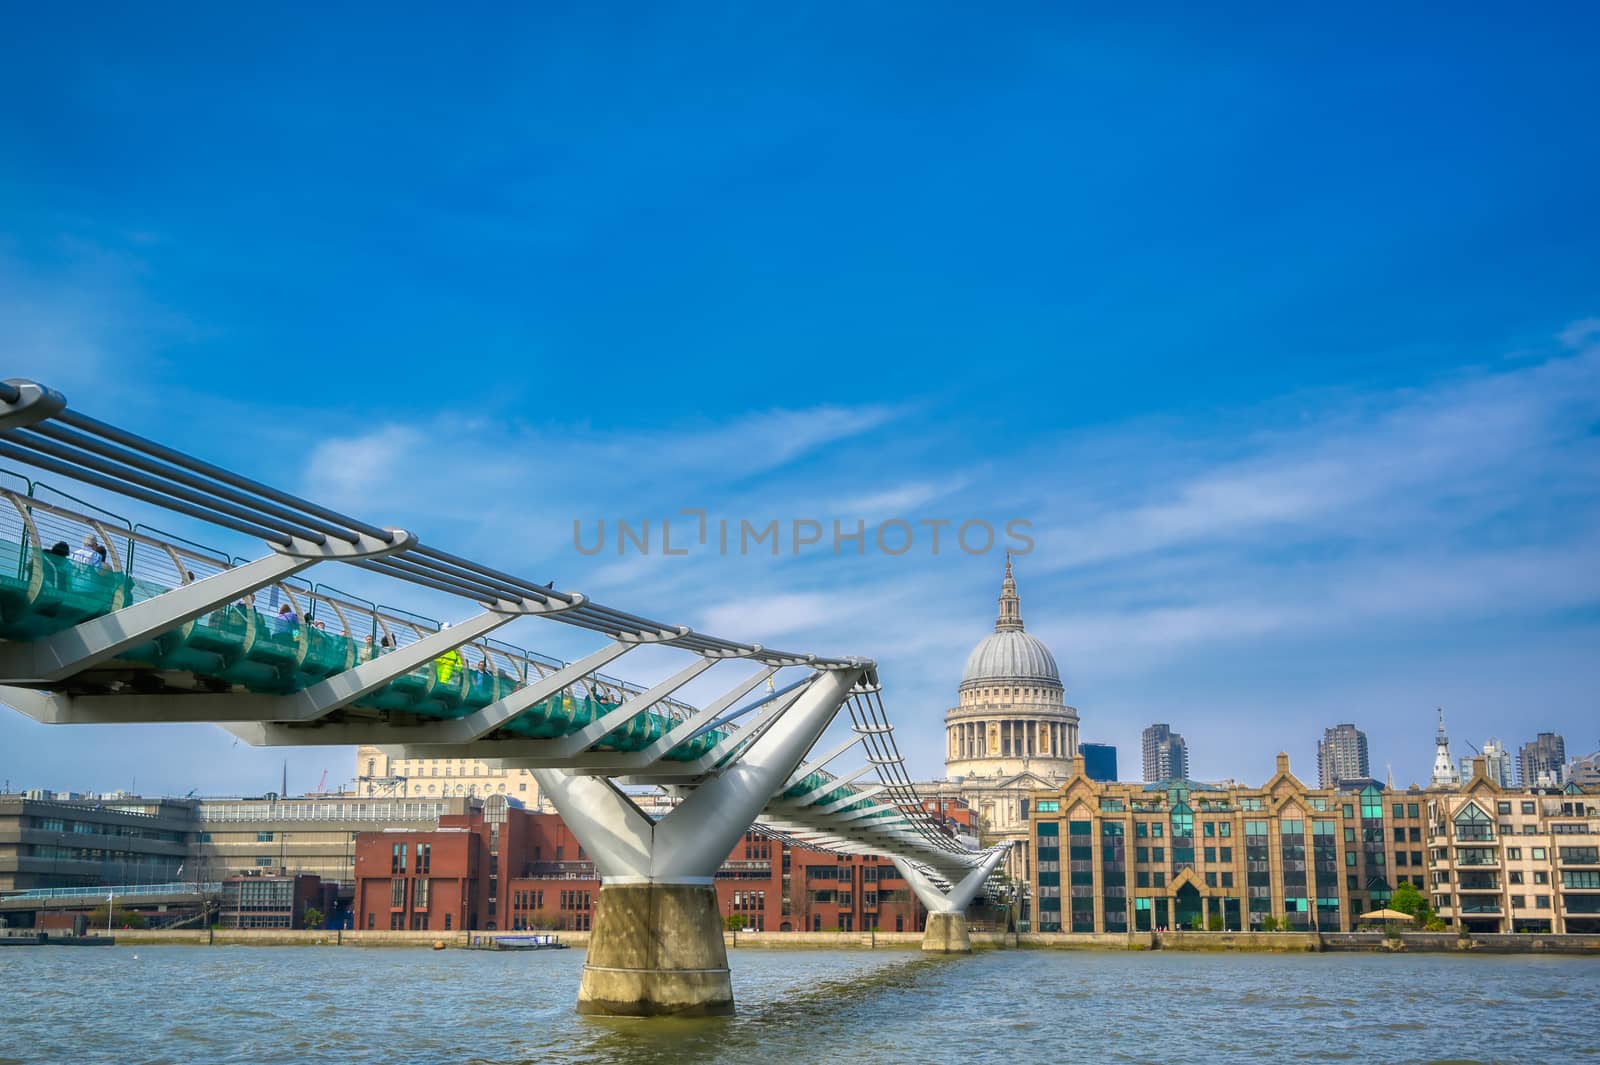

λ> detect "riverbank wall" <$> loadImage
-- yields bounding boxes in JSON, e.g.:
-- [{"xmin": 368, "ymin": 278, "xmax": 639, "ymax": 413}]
[{"xmin": 100, "ymin": 927, "xmax": 1600, "ymax": 953}]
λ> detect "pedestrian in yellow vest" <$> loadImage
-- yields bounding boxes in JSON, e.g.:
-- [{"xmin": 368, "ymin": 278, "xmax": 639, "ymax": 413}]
[{"xmin": 435, "ymin": 622, "xmax": 464, "ymax": 684}]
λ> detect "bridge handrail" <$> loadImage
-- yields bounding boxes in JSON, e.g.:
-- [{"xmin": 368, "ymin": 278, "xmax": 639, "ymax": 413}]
[{"xmin": 4, "ymin": 881, "xmax": 221, "ymax": 900}]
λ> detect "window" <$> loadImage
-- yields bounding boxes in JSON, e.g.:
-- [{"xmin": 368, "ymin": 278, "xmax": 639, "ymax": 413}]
[
  {"xmin": 1521, "ymin": 802, "xmax": 1536, "ymax": 815},
  {"xmin": 1393, "ymin": 804, "xmax": 1404, "ymax": 820},
  {"xmin": 1153, "ymin": 872, "xmax": 1165, "ymax": 887},
  {"xmin": 1036, "ymin": 800, "xmax": 1060, "ymax": 813},
  {"xmin": 1360, "ymin": 787, "xmax": 1383, "ymax": 820},
  {"xmin": 1222, "ymin": 873, "xmax": 1234, "ymax": 888},
  {"xmin": 417, "ymin": 843, "xmax": 431, "ymax": 874},
  {"xmin": 391, "ymin": 843, "xmax": 407, "ymax": 874},
  {"xmin": 1407, "ymin": 804, "xmax": 1420, "ymax": 818},
  {"xmin": 414, "ymin": 878, "xmax": 430, "ymax": 909},
  {"xmin": 1204, "ymin": 822, "xmax": 1216, "ymax": 838},
  {"xmin": 1220, "ymin": 847, "xmax": 1232, "ymax": 862},
  {"xmin": 390, "ymin": 878, "xmax": 405, "ymax": 908},
  {"xmin": 256, "ymin": 831, "xmax": 274, "ymax": 842},
  {"xmin": 1342, "ymin": 804, "xmax": 1355, "ymax": 819},
  {"xmin": 1534, "ymin": 872, "xmax": 1549, "ymax": 885},
  {"xmin": 1532, "ymin": 848, "xmax": 1546, "ymax": 860},
  {"xmin": 1220, "ymin": 823, "xmax": 1231, "ymax": 838},
  {"xmin": 1506, "ymin": 848, "xmax": 1521, "ymax": 860},
  {"xmin": 1496, "ymin": 802, "xmax": 1512, "ymax": 815},
  {"xmin": 1393, "ymin": 827, "xmax": 1406, "ymax": 842},
  {"xmin": 1344, "ymin": 827, "xmax": 1356, "ymax": 843},
  {"xmin": 1536, "ymin": 895, "xmax": 1551, "ymax": 909},
  {"xmin": 1509, "ymin": 871, "xmax": 1524, "ymax": 885},
  {"xmin": 1453, "ymin": 804, "xmax": 1494, "ymax": 841},
  {"xmin": 1204, "ymin": 847, "xmax": 1216, "ymax": 863}
]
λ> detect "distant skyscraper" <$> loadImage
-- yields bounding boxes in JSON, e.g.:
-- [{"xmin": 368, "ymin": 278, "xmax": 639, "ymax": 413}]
[
  {"xmin": 1568, "ymin": 750, "xmax": 1600, "ymax": 789},
  {"xmin": 1081, "ymin": 743, "xmax": 1118, "ymax": 782},
  {"xmin": 1317, "ymin": 723, "xmax": 1371, "ymax": 787},
  {"xmin": 1459, "ymin": 738, "xmax": 1514, "ymax": 787},
  {"xmin": 1518, "ymin": 733, "xmax": 1567, "ymax": 788},
  {"xmin": 1429, "ymin": 708, "xmax": 1460, "ymax": 789},
  {"xmin": 1141, "ymin": 724, "xmax": 1188, "ymax": 783}
]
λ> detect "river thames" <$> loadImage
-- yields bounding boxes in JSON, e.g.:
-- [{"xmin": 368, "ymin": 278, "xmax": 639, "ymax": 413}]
[{"xmin": 2, "ymin": 946, "xmax": 1595, "ymax": 1064}]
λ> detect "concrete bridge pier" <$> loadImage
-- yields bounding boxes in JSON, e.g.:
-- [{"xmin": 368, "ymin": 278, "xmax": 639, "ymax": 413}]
[
  {"xmin": 533, "ymin": 665, "xmax": 865, "ymax": 1016},
  {"xmin": 893, "ymin": 848, "xmax": 1010, "ymax": 954}
]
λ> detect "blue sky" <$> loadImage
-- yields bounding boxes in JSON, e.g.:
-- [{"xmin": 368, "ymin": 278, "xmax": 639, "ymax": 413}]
[{"xmin": 1, "ymin": 5, "xmax": 1597, "ymax": 796}]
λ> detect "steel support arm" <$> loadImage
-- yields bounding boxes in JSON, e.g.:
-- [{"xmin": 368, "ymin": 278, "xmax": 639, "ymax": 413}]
[
  {"xmin": 892, "ymin": 847, "xmax": 1009, "ymax": 914},
  {"xmin": 533, "ymin": 666, "xmax": 863, "ymax": 883}
]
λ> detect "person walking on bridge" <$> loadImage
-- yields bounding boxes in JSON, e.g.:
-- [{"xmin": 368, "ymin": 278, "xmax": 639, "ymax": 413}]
[{"xmin": 435, "ymin": 622, "xmax": 464, "ymax": 685}]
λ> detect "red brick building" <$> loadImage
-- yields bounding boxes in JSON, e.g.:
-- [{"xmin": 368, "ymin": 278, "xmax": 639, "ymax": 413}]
[{"xmin": 353, "ymin": 796, "xmax": 940, "ymax": 934}]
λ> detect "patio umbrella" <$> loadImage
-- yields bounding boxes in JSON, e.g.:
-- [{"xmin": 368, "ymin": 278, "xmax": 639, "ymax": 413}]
[{"xmin": 1359, "ymin": 908, "xmax": 1414, "ymax": 924}]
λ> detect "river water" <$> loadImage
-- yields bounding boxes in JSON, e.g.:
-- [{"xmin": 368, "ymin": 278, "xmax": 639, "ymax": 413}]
[{"xmin": 1, "ymin": 946, "xmax": 1595, "ymax": 1064}]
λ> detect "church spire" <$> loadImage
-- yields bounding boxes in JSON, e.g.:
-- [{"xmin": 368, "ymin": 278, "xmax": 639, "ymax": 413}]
[
  {"xmin": 995, "ymin": 552, "xmax": 1024, "ymax": 632},
  {"xmin": 1430, "ymin": 706, "xmax": 1460, "ymax": 788}
]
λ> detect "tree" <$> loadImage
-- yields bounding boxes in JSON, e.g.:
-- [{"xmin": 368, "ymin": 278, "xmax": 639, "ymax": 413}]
[
  {"xmin": 87, "ymin": 906, "xmax": 147, "ymax": 929},
  {"xmin": 301, "ymin": 907, "xmax": 325, "ymax": 930},
  {"xmin": 1390, "ymin": 883, "xmax": 1425, "ymax": 919},
  {"xmin": 724, "ymin": 914, "xmax": 747, "ymax": 931},
  {"xmin": 1207, "ymin": 914, "xmax": 1224, "ymax": 932},
  {"xmin": 1390, "ymin": 882, "xmax": 1438, "ymax": 929},
  {"xmin": 1258, "ymin": 916, "xmax": 1279, "ymax": 932}
]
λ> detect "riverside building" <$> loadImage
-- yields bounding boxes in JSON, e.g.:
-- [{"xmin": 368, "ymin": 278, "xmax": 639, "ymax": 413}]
[
  {"xmin": 352, "ymin": 795, "xmax": 937, "ymax": 934},
  {"xmin": 1425, "ymin": 760, "xmax": 1600, "ymax": 933},
  {"xmin": 1029, "ymin": 753, "xmax": 1599, "ymax": 934},
  {"xmin": 1028, "ymin": 753, "xmax": 1431, "ymax": 933}
]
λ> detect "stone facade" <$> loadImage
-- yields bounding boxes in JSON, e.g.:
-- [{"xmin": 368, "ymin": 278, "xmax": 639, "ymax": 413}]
[
  {"xmin": 1425, "ymin": 760, "xmax": 1600, "ymax": 933},
  {"xmin": 1029, "ymin": 752, "xmax": 1600, "ymax": 934},
  {"xmin": 930, "ymin": 558, "xmax": 1079, "ymax": 882}
]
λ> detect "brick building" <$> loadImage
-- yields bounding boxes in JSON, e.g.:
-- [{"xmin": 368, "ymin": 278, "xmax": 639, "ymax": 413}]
[{"xmin": 353, "ymin": 794, "xmax": 938, "ymax": 934}]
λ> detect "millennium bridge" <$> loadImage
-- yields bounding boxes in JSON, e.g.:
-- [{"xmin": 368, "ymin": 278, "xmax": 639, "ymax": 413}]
[{"xmin": 0, "ymin": 377, "xmax": 1006, "ymax": 1016}]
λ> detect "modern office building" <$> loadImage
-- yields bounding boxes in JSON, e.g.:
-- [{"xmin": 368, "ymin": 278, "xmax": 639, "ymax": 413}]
[
  {"xmin": 1424, "ymin": 762, "xmax": 1599, "ymax": 934},
  {"xmin": 1569, "ymin": 751, "xmax": 1600, "ymax": 789},
  {"xmin": 1081, "ymin": 743, "xmax": 1118, "ymax": 783},
  {"xmin": 1458, "ymin": 738, "xmax": 1515, "ymax": 789},
  {"xmin": 0, "ymin": 793, "xmax": 197, "ymax": 891},
  {"xmin": 1519, "ymin": 733, "xmax": 1567, "ymax": 788},
  {"xmin": 1141, "ymin": 724, "xmax": 1188, "ymax": 783},
  {"xmin": 217, "ymin": 872, "xmax": 335, "ymax": 929},
  {"xmin": 193, "ymin": 794, "xmax": 475, "ymax": 886},
  {"xmin": 1317, "ymin": 724, "xmax": 1370, "ymax": 787}
]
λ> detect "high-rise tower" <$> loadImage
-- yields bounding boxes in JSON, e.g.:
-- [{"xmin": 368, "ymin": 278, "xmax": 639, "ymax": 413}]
[{"xmin": 1317, "ymin": 723, "xmax": 1371, "ymax": 787}]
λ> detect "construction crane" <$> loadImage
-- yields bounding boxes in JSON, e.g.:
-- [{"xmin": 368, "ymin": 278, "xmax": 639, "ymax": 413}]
[{"xmin": 315, "ymin": 769, "xmax": 328, "ymax": 794}]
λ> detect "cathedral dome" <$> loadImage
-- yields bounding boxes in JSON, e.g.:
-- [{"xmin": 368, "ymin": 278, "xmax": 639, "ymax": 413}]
[
  {"xmin": 961, "ymin": 629, "xmax": 1060, "ymax": 689},
  {"xmin": 957, "ymin": 555, "xmax": 1062, "ymax": 692}
]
